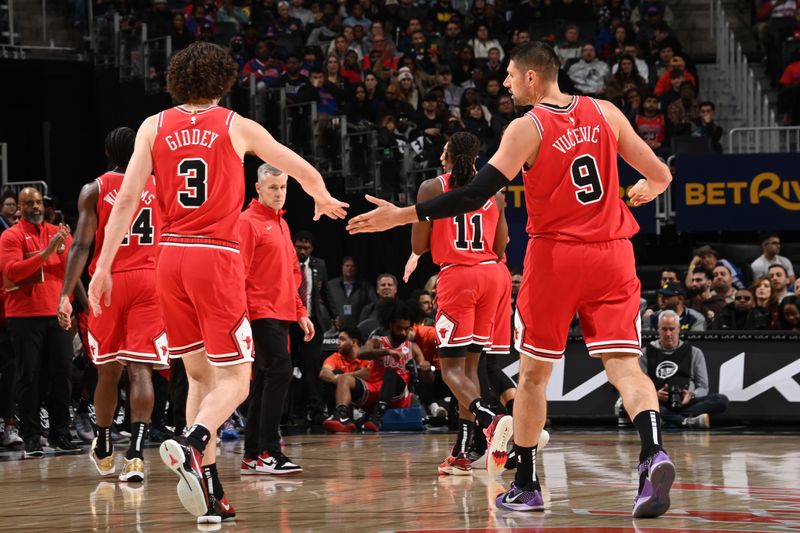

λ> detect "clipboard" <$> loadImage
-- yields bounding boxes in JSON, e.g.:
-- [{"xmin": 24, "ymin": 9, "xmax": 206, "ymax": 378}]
[{"xmin": 3, "ymin": 251, "xmax": 45, "ymax": 292}]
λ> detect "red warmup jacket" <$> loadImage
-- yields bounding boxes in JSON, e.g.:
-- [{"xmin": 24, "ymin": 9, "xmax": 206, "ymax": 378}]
[
  {"xmin": 0, "ymin": 218, "xmax": 72, "ymax": 317},
  {"xmin": 239, "ymin": 199, "xmax": 308, "ymax": 322}
]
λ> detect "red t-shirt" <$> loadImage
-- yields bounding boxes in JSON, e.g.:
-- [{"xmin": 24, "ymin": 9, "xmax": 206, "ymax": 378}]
[
  {"xmin": 635, "ymin": 113, "xmax": 666, "ymax": 143},
  {"xmin": 779, "ymin": 61, "xmax": 800, "ymax": 86}
]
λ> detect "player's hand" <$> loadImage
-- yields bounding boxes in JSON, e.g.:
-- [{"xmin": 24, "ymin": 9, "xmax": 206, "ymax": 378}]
[
  {"xmin": 313, "ymin": 195, "xmax": 349, "ymax": 221},
  {"xmin": 88, "ymin": 269, "xmax": 113, "ymax": 316},
  {"xmin": 657, "ymin": 384, "xmax": 669, "ymax": 403},
  {"xmin": 388, "ymin": 349, "xmax": 403, "ymax": 361},
  {"xmin": 299, "ymin": 316, "xmax": 315, "ymax": 342},
  {"xmin": 57, "ymin": 296, "xmax": 73, "ymax": 330},
  {"xmin": 419, "ymin": 360, "xmax": 431, "ymax": 372},
  {"xmin": 347, "ymin": 195, "xmax": 414, "ymax": 234},
  {"xmin": 627, "ymin": 179, "xmax": 660, "ymax": 206},
  {"xmin": 403, "ymin": 253, "xmax": 420, "ymax": 283}
]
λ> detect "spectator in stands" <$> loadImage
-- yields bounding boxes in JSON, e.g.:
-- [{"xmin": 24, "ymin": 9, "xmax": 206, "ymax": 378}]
[
  {"xmin": 428, "ymin": 0, "xmax": 458, "ymax": 32},
  {"xmin": 463, "ymin": 104, "xmax": 491, "ymax": 151},
  {"xmin": 686, "ymin": 245, "xmax": 745, "ymax": 289},
  {"xmin": 667, "ymin": 81, "xmax": 701, "ymax": 137},
  {"xmin": 711, "ymin": 288, "xmax": 772, "ymax": 330},
  {"xmin": 379, "ymin": 82, "xmax": 416, "ymax": 121},
  {"xmin": 437, "ymin": 21, "xmax": 469, "ymax": 66},
  {"xmin": 606, "ymin": 55, "xmax": 650, "ymax": 106},
  {"xmin": 687, "ymin": 268, "xmax": 725, "ymax": 323},
  {"xmin": 250, "ymin": 0, "xmax": 278, "ymax": 27},
  {"xmin": 611, "ymin": 43, "xmax": 650, "ymax": 82},
  {"xmin": 555, "ymin": 25, "xmax": 584, "ymax": 68},
  {"xmin": 307, "ymin": 13, "xmax": 342, "ymax": 50},
  {"xmin": 777, "ymin": 52, "xmax": 800, "ymax": 125},
  {"xmin": 187, "ymin": 4, "xmax": 214, "ymax": 37},
  {"xmin": 171, "ymin": 12, "xmax": 196, "ymax": 50},
  {"xmin": 468, "ymin": 24, "xmax": 504, "ymax": 61},
  {"xmin": 292, "ymin": 230, "xmax": 333, "ymax": 425},
  {"xmin": 660, "ymin": 267, "xmax": 681, "ymax": 286},
  {"xmin": 751, "ymin": 233, "xmax": 796, "ymax": 280},
  {"xmin": 654, "ymin": 55, "xmax": 696, "ymax": 96},
  {"xmin": 653, "ymin": 44, "xmax": 675, "ymax": 80},
  {"xmin": 289, "ymin": 0, "xmax": 315, "ymax": 27},
  {"xmin": 340, "ymin": 51, "xmax": 363, "ymax": 85},
  {"xmin": 0, "ymin": 188, "xmax": 78, "ymax": 456},
  {"xmin": 216, "ymin": 0, "xmax": 249, "ymax": 30},
  {"xmin": 751, "ymin": 276, "xmax": 781, "ymax": 327},
  {"xmin": 658, "ymin": 70, "xmax": 685, "ymax": 112},
  {"xmin": 691, "ymin": 101, "xmax": 723, "ymax": 152},
  {"xmin": 712, "ymin": 264, "xmax": 737, "ymax": 305},
  {"xmin": 0, "ymin": 192, "xmax": 17, "ymax": 231},
  {"xmin": 568, "ymin": 44, "xmax": 610, "ymax": 96},
  {"xmin": 596, "ymin": 0, "xmax": 631, "ymax": 28},
  {"xmin": 775, "ymin": 295, "xmax": 800, "ymax": 330},
  {"xmin": 145, "ymin": 0, "xmax": 173, "ymax": 38},
  {"xmin": 328, "ymin": 257, "xmax": 377, "ymax": 329},
  {"xmin": 622, "ymin": 88, "xmax": 642, "ymax": 124},
  {"xmin": 768, "ymin": 264, "xmax": 792, "ymax": 302},
  {"xmin": 635, "ymin": 95, "xmax": 668, "ymax": 156},
  {"xmin": 488, "ymin": 94, "xmax": 516, "ymax": 152},
  {"xmin": 344, "ymin": 3, "xmax": 372, "ymax": 29},
  {"xmin": 279, "ymin": 53, "xmax": 310, "ymax": 99},
  {"xmin": 416, "ymin": 91, "xmax": 448, "ymax": 152},
  {"xmin": 644, "ymin": 282, "xmax": 706, "ymax": 331},
  {"xmin": 397, "ymin": 0, "xmax": 424, "ymax": 27},
  {"xmin": 641, "ymin": 310, "xmax": 729, "ymax": 428},
  {"xmin": 360, "ymin": 274, "xmax": 399, "ymax": 322},
  {"xmin": 361, "ymin": 34, "xmax": 398, "ymax": 82},
  {"xmin": 397, "ymin": 67, "xmax": 421, "ymax": 110}
]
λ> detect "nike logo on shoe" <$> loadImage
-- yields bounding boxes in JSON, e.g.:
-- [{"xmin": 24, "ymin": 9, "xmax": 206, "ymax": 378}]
[{"xmin": 505, "ymin": 492, "xmax": 524, "ymax": 503}]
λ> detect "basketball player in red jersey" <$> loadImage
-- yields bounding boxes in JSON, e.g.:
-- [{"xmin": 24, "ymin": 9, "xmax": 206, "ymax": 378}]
[
  {"xmin": 348, "ymin": 42, "xmax": 674, "ymax": 518},
  {"xmin": 88, "ymin": 42, "xmax": 348, "ymax": 523},
  {"xmin": 410, "ymin": 132, "xmax": 513, "ymax": 477},
  {"xmin": 58, "ymin": 127, "xmax": 167, "ymax": 484}
]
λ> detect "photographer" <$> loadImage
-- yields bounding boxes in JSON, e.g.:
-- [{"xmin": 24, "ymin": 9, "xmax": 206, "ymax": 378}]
[{"xmin": 641, "ymin": 310, "xmax": 729, "ymax": 429}]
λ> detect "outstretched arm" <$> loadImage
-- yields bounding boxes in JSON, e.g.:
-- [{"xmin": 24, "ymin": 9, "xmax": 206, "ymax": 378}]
[
  {"xmin": 233, "ymin": 116, "xmax": 348, "ymax": 220},
  {"xmin": 347, "ymin": 117, "xmax": 537, "ymax": 234},
  {"xmin": 58, "ymin": 182, "xmax": 99, "ymax": 327}
]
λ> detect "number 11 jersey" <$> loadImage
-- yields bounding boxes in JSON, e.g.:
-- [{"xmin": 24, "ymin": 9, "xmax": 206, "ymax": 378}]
[
  {"xmin": 523, "ymin": 96, "xmax": 639, "ymax": 242},
  {"xmin": 430, "ymin": 173, "xmax": 500, "ymax": 268},
  {"xmin": 151, "ymin": 105, "xmax": 243, "ymax": 252}
]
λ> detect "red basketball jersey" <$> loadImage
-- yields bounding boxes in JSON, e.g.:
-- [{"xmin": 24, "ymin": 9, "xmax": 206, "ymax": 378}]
[
  {"xmin": 151, "ymin": 106, "xmax": 243, "ymax": 250},
  {"xmin": 367, "ymin": 336, "xmax": 412, "ymax": 385},
  {"xmin": 89, "ymin": 171, "xmax": 159, "ymax": 275},
  {"xmin": 430, "ymin": 173, "xmax": 500, "ymax": 267},
  {"xmin": 523, "ymin": 96, "xmax": 639, "ymax": 242}
]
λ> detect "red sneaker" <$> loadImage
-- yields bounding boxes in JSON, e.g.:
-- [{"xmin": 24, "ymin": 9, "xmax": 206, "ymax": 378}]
[
  {"xmin": 159, "ymin": 437, "xmax": 208, "ymax": 517},
  {"xmin": 484, "ymin": 415, "xmax": 514, "ymax": 476},
  {"xmin": 438, "ymin": 453, "xmax": 473, "ymax": 476}
]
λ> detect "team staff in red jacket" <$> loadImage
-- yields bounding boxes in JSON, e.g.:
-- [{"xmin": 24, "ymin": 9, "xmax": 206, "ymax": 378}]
[
  {"xmin": 0, "ymin": 187, "xmax": 79, "ymax": 456},
  {"xmin": 238, "ymin": 163, "xmax": 314, "ymax": 476}
]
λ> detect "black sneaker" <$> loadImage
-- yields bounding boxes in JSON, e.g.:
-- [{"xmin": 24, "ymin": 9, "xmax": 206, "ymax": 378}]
[
  {"xmin": 24, "ymin": 438, "xmax": 44, "ymax": 458},
  {"xmin": 50, "ymin": 434, "xmax": 81, "ymax": 453}
]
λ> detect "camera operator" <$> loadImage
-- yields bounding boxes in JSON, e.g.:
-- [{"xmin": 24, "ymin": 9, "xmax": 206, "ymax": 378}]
[{"xmin": 641, "ymin": 310, "xmax": 729, "ymax": 429}]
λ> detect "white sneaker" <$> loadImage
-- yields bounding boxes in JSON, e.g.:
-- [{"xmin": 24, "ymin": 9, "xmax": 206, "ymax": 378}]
[
  {"xmin": 255, "ymin": 452, "xmax": 303, "ymax": 475},
  {"xmin": 685, "ymin": 413, "xmax": 710, "ymax": 429},
  {"xmin": 1, "ymin": 425, "xmax": 23, "ymax": 447}
]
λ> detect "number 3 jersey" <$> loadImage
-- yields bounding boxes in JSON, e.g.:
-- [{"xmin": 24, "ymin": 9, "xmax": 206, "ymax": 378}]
[
  {"xmin": 523, "ymin": 96, "xmax": 639, "ymax": 242},
  {"xmin": 151, "ymin": 105, "xmax": 244, "ymax": 251},
  {"xmin": 430, "ymin": 173, "xmax": 500, "ymax": 267},
  {"xmin": 89, "ymin": 171, "xmax": 160, "ymax": 275}
]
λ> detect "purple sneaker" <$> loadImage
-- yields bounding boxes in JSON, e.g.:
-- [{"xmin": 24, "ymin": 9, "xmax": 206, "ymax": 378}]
[
  {"xmin": 632, "ymin": 450, "xmax": 675, "ymax": 518},
  {"xmin": 495, "ymin": 482, "xmax": 545, "ymax": 512}
]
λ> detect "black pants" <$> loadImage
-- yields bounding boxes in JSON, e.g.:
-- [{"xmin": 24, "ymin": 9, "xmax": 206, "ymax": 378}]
[
  {"xmin": 290, "ymin": 317, "xmax": 324, "ymax": 413},
  {"xmin": 0, "ymin": 326, "xmax": 16, "ymax": 418},
  {"xmin": 7, "ymin": 316, "xmax": 73, "ymax": 440},
  {"xmin": 415, "ymin": 369, "xmax": 451, "ymax": 408},
  {"xmin": 245, "ymin": 319, "xmax": 292, "ymax": 458},
  {"xmin": 169, "ymin": 358, "xmax": 188, "ymax": 435},
  {"xmin": 660, "ymin": 393, "xmax": 730, "ymax": 427}
]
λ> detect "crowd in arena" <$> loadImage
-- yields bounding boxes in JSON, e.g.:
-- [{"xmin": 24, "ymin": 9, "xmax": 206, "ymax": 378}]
[
  {"xmin": 94, "ymin": 0, "xmax": 741, "ymax": 166},
  {"xmin": 0, "ymin": 176, "xmax": 798, "ymax": 456}
]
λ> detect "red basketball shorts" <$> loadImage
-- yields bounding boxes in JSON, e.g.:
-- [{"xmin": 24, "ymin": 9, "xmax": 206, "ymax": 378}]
[
  {"xmin": 434, "ymin": 261, "xmax": 505, "ymax": 350},
  {"xmin": 353, "ymin": 377, "xmax": 411, "ymax": 411},
  {"xmin": 514, "ymin": 238, "xmax": 642, "ymax": 361},
  {"xmin": 156, "ymin": 245, "xmax": 254, "ymax": 366},
  {"xmin": 88, "ymin": 269, "xmax": 168, "ymax": 368},
  {"xmin": 487, "ymin": 263, "xmax": 512, "ymax": 355}
]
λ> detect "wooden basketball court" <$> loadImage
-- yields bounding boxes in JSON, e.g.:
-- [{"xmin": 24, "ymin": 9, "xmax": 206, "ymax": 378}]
[{"xmin": 0, "ymin": 429, "xmax": 797, "ymax": 532}]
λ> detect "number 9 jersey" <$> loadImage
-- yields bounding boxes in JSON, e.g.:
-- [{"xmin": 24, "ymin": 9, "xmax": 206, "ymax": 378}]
[
  {"xmin": 151, "ymin": 105, "xmax": 243, "ymax": 251},
  {"xmin": 523, "ymin": 96, "xmax": 639, "ymax": 242}
]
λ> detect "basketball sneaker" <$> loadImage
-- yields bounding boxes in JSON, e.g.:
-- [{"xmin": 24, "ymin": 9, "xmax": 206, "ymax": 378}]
[
  {"xmin": 322, "ymin": 416, "xmax": 356, "ymax": 433},
  {"xmin": 438, "ymin": 453, "xmax": 472, "ymax": 476},
  {"xmin": 240, "ymin": 457, "xmax": 259, "ymax": 476},
  {"xmin": 90, "ymin": 438, "xmax": 115, "ymax": 476},
  {"xmin": 24, "ymin": 437, "xmax": 44, "ymax": 458},
  {"xmin": 118, "ymin": 457, "xmax": 145, "ymax": 482},
  {"xmin": 159, "ymin": 436, "xmax": 208, "ymax": 517},
  {"xmin": 684, "ymin": 413, "xmax": 710, "ymax": 429},
  {"xmin": 255, "ymin": 451, "xmax": 303, "ymax": 475},
  {"xmin": 475, "ymin": 429, "xmax": 550, "ymax": 471},
  {"xmin": 197, "ymin": 494, "xmax": 236, "ymax": 524},
  {"xmin": 632, "ymin": 450, "xmax": 675, "ymax": 518},
  {"xmin": 495, "ymin": 482, "xmax": 545, "ymax": 511},
  {"xmin": 484, "ymin": 415, "xmax": 513, "ymax": 476},
  {"xmin": 1, "ymin": 424, "xmax": 23, "ymax": 447},
  {"xmin": 50, "ymin": 434, "xmax": 81, "ymax": 453},
  {"xmin": 363, "ymin": 411, "xmax": 384, "ymax": 432}
]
